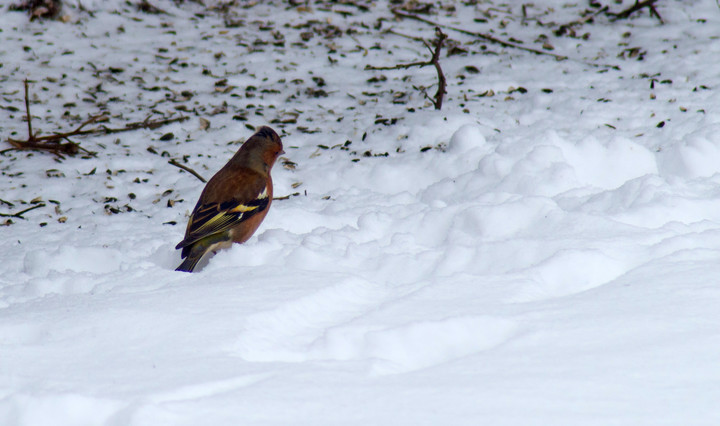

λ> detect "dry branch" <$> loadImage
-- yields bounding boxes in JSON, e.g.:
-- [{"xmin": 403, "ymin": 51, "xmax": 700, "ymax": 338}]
[
  {"xmin": 0, "ymin": 203, "xmax": 45, "ymax": 219},
  {"xmin": 609, "ymin": 0, "xmax": 663, "ymax": 24},
  {"xmin": 366, "ymin": 27, "xmax": 448, "ymax": 110},
  {"xmin": 427, "ymin": 28, "xmax": 447, "ymax": 110},
  {"xmin": 555, "ymin": 6, "xmax": 609, "ymax": 36},
  {"xmin": 391, "ymin": 8, "xmax": 568, "ymax": 61},
  {"xmin": 5, "ymin": 80, "xmax": 189, "ymax": 158},
  {"xmin": 168, "ymin": 159, "xmax": 207, "ymax": 183},
  {"xmin": 4, "ymin": 79, "xmax": 82, "ymax": 158}
]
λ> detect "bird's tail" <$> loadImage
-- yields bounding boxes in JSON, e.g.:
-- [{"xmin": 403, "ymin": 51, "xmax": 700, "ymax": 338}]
[
  {"xmin": 175, "ymin": 233, "xmax": 231, "ymax": 273},
  {"xmin": 176, "ymin": 252, "xmax": 203, "ymax": 273}
]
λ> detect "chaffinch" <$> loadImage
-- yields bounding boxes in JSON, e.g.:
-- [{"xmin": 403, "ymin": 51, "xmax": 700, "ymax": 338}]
[{"xmin": 175, "ymin": 126, "xmax": 284, "ymax": 272}]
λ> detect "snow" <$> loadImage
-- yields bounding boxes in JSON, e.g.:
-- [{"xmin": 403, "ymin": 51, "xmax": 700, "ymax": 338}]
[{"xmin": 1, "ymin": 0, "xmax": 720, "ymax": 424}]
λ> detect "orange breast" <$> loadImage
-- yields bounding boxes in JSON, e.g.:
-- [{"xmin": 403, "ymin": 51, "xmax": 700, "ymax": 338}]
[{"xmin": 230, "ymin": 176, "xmax": 273, "ymax": 244}]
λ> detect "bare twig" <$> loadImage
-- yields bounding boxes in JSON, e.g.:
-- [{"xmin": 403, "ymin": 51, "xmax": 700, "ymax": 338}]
[
  {"xmin": 429, "ymin": 28, "xmax": 447, "ymax": 110},
  {"xmin": 609, "ymin": 0, "xmax": 663, "ymax": 24},
  {"xmin": 5, "ymin": 80, "xmax": 190, "ymax": 157},
  {"xmin": 365, "ymin": 60, "xmax": 429, "ymax": 71},
  {"xmin": 366, "ymin": 27, "xmax": 448, "ymax": 110},
  {"xmin": 555, "ymin": 6, "xmax": 609, "ymax": 36},
  {"xmin": 168, "ymin": 159, "xmax": 207, "ymax": 183},
  {"xmin": 24, "ymin": 79, "xmax": 32, "ymax": 141},
  {"xmin": 391, "ymin": 8, "xmax": 568, "ymax": 61},
  {"xmin": 86, "ymin": 115, "xmax": 189, "ymax": 136},
  {"xmin": 386, "ymin": 28, "xmax": 427, "ymax": 43},
  {"xmin": 412, "ymin": 84, "xmax": 435, "ymax": 105},
  {"xmin": 0, "ymin": 203, "xmax": 45, "ymax": 219},
  {"xmin": 5, "ymin": 79, "xmax": 79, "ymax": 158}
]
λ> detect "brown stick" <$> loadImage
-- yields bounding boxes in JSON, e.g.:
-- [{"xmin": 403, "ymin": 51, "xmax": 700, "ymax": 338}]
[
  {"xmin": 366, "ymin": 27, "xmax": 448, "ymax": 110},
  {"xmin": 429, "ymin": 28, "xmax": 447, "ymax": 110},
  {"xmin": 391, "ymin": 8, "xmax": 568, "ymax": 61},
  {"xmin": 0, "ymin": 203, "xmax": 45, "ymax": 219},
  {"xmin": 12, "ymin": 115, "xmax": 189, "ymax": 144},
  {"xmin": 6, "ymin": 138, "xmax": 80, "ymax": 157},
  {"xmin": 385, "ymin": 28, "xmax": 427, "ymax": 43},
  {"xmin": 5, "ymin": 80, "xmax": 190, "ymax": 158},
  {"xmin": 6, "ymin": 80, "xmax": 79, "ymax": 158},
  {"xmin": 168, "ymin": 159, "xmax": 207, "ymax": 183},
  {"xmin": 555, "ymin": 6, "xmax": 609, "ymax": 36},
  {"xmin": 365, "ymin": 60, "xmax": 428, "ymax": 71},
  {"xmin": 610, "ymin": 0, "xmax": 663, "ymax": 23},
  {"xmin": 24, "ymin": 79, "xmax": 33, "ymax": 141}
]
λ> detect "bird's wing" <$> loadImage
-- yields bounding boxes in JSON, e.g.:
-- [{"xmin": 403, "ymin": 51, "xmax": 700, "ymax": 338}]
[{"xmin": 175, "ymin": 174, "xmax": 270, "ymax": 250}]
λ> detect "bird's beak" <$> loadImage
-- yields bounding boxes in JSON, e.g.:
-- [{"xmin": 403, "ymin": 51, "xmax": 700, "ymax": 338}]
[{"xmin": 279, "ymin": 149, "xmax": 286, "ymax": 155}]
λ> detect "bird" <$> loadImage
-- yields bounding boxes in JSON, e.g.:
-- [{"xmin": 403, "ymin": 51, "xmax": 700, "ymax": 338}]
[{"xmin": 175, "ymin": 126, "xmax": 284, "ymax": 272}]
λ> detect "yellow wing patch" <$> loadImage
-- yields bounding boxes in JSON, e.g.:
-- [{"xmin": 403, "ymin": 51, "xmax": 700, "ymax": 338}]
[
  {"xmin": 231, "ymin": 204, "xmax": 259, "ymax": 213},
  {"xmin": 180, "ymin": 185, "xmax": 270, "ymax": 247},
  {"xmin": 229, "ymin": 186, "xmax": 268, "ymax": 213}
]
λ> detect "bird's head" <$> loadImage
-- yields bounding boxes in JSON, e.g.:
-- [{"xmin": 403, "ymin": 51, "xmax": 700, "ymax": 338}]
[{"xmin": 233, "ymin": 126, "xmax": 285, "ymax": 175}]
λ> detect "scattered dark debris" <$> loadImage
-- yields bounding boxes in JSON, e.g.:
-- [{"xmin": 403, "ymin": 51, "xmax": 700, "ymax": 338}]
[
  {"xmin": 281, "ymin": 159, "xmax": 297, "ymax": 170},
  {"xmin": 45, "ymin": 169, "xmax": 65, "ymax": 178},
  {"xmin": 273, "ymin": 192, "xmax": 300, "ymax": 201},
  {"xmin": 297, "ymin": 126, "xmax": 321, "ymax": 134},
  {"xmin": 618, "ymin": 47, "xmax": 646, "ymax": 60},
  {"xmin": 137, "ymin": 0, "xmax": 169, "ymax": 15},
  {"xmin": 9, "ymin": 0, "xmax": 62, "ymax": 21},
  {"xmin": 305, "ymin": 87, "xmax": 329, "ymax": 98},
  {"xmin": 312, "ymin": 77, "xmax": 326, "ymax": 87},
  {"xmin": 396, "ymin": 0, "xmax": 434, "ymax": 15},
  {"xmin": 374, "ymin": 116, "xmax": 402, "ymax": 126}
]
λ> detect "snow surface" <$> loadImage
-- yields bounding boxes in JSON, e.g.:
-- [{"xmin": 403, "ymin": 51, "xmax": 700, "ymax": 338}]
[{"xmin": 1, "ymin": 0, "xmax": 720, "ymax": 424}]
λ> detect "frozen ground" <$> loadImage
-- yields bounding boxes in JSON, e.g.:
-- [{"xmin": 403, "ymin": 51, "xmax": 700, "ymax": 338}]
[{"xmin": 1, "ymin": 0, "xmax": 720, "ymax": 424}]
